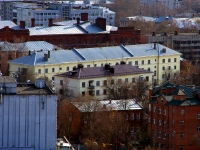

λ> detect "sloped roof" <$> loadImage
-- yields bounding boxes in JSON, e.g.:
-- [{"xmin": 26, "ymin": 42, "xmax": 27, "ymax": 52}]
[
  {"xmin": 72, "ymin": 99, "xmax": 143, "ymax": 112},
  {"xmin": 9, "ymin": 43, "xmax": 181, "ymax": 66},
  {"xmin": 0, "ymin": 41, "xmax": 60, "ymax": 52},
  {"xmin": 152, "ymin": 81, "xmax": 200, "ymax": 106},
  {"xmin": 0, "ymin": 21, "xmax": 17, "ymax": 29},
  {"xmin": 28, "ymin": 21, "xmax": 117, "ymax": 36},
  {"xmin": 55, "ymin": 64, "xmax": 152, "ymax": 79}
]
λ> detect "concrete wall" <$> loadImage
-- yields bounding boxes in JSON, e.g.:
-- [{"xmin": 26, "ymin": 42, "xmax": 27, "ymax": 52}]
[{"xmin": 0, "ymin": 95, "xmax": 57, "ymax": 150}]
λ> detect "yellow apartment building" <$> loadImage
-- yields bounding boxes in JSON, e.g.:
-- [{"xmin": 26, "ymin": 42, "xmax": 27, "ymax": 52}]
[
  {"xmin": 9, "ymin": 43, "xmax": 181, "ymax": 84},
  {"xmin": 54, "ymin": 64, "xmax": 153, "ymax": 100}
]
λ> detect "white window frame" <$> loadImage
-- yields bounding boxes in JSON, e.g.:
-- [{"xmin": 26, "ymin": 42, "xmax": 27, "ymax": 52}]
[
  {"xmin": 153, "ymin": 119, "xmax": 155, "ymax": 124},
  {"xmin": 158, "ymin": 108, "xmax": 161, "ymax": 114},
  {"xmin": 197, "ymin": 114, "xmax": 200, "ymax": 119},
  {"xmin": 197, "ymin": 126, "xmax": 200, "ymax": 132},
  {"xmin": 180, "ymin": 133, "xmax": 184, "ymax": 138}
]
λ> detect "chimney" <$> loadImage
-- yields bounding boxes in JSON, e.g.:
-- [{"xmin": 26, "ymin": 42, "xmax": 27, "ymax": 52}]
[
  {"xmin": 13, "ymin": 18, "xmax": 17, "ymax": 24},
  {"xmin": 20, "ymin": 21, "xmax": 25, "ymax": 29},
  {"xmin": 31, "ymin": 18, "xmax": 35, "ymax": 27},
  {"xmin": 154, "ymin": 43, "xmax": 156, "ymax": 49},
  {"xmin": 81, "ymin": 13, "xmax": 88, "ymax": 21},
  {"xmin": 152, "ymin": 32, "xmax": 156, "ymax": 36},
  {"xmin": 95, "ymin": 18, "xmax": 106, "ymax": 30},
  {"xmin": 48, "ymin": 50, "xmax": 50, "ymax": 58},
  {"xmin": 104, "ymin": 63, "xmax": 110, "ymax": 70},
  {"xmin": 48, "ymin": 18, "xmax": 53, "ymax": 27},
  {"xmin": 77, "ymin": 17, "xmax": 80, "ymax": 25},
  {"xmin": 149, "ymin": 88, "xmax": 153, "ymax": 101},
  {"xmin": 120, "ymin": 61, "xmax": 126, "ymax": 65},
  {"xmin": 110, "ymin": 67, "xmax": 114, "ymax": 74},
  {"xmin": 44, "ymin": 54, "xmax": 48, "ymax": 61},
  {"xmin": 78, "ymin": 64, "xmax": 84, "ymax": 68}
]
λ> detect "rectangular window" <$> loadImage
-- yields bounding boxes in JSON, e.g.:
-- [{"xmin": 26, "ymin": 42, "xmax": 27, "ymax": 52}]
[
  {"xmin": 180, "ymin": 146, "xmax": 184, "ymax": 150},
  {"xmin": 158, "ymin": 109, "xmax": 161, "ymax": 114},
  {"xmin": 87, "ymin": 65, "xmax": 90, "ymax": 68},
  {"xmin": 168, "ymin": 58, "xmax": 171, "ymax": 62},
  {"xmin": 141, "ymin": 60, "xmax": 144, "ymax": 65},
  {"xmin": 162, "ymin": 74, "xmax": 165, "ymax": 79},
  {"xmin": 148, "ymin": 60, "xmax": 151, "ymax": 64},
  {"xmin": 135, "ymin": 61, "xmax": 138, "ymax": 65},
  {"xmin": 164, "ymin": 121, "xmax": 167, "ymax": 127},
  {"xmin": 82, "ymin": 91, "xmax": 85, "ymax": 96},
  {"xmin": 82, "ymin": 82, "xmax": 85, "ymax": 87},
  {"xmin": 45, "ymin": 68, "xmax": 48, "ymax": 73},
  {"xmin": 131, "ymin": 113, "xmax": 134, "ymax": 120},
  {"xmin": 168, "ymin": 66, "xmax": 171, "ymax": 70},
  {"xmin": 158, "ymin": 131, "xmax": 161, "ymax": 138},
  {"xmin": 147, "ymin": 68, "xmax": 151, "ymax": 71},
  {"xmin": 153, "ymin": 119, "xmax": 155, "ymax": 124},
  {"xmin": 103, "ymin": 89, "xmax": 107, "ymax": 95},
  {"xmin": 38, "ymin": 69, "xmax": 41, "ymax": 74},
  {"xmin": 164, "ymin": 110, "xmax": 166, "ymax": 115},
  {"xmin": 154, "ymin": 71, "xmax": 156, "ymax": 76},
  {"xmin": 153, "ymin": 106, "xmax": 156, "ymax": 112},
  {"xmin": 96, "ymin": 90, "xmax": 100, "ymax": 96},
  {"xmin": 162, "ymin": 59, "xmax": 165, "ymax": 63},
  {"xmin": 180, "ymin": 133, "xmax": 184, "ymax": 138},
  {"xmin": 66, "ymin": 67, "xmax": 69, "ymax": 71},
  {"xmin": 125, "ymin": 78, "xmax": 128, "ymax": 83},
  {"xmin": 52, "ymin": 68, "xmax": 55, "ymax": 72},
  {"xmin": 172, "ymin": 119, "xmax": 174, "ymax": 125},
  {"xmin": 181, "ymin": 120, "xmax": 184, "ymax": 125},
  {"xmin": 198, "ymin": 114, "xmax": 200, "ymax": 119},
  {"xmin": 104, "ymin": 80, "xmax": 107, "ymax": 86},
  {"xmin": 59, "ymin": 67, "xmax": 62, "ymax": 70},
  {"xmin": 128, "ymin": 61, "xmax": 132, "ymax": 65},
  {"xmin": 162, "ymin": 66, "xmax": 165, "ymax": 70},
  {"xmin": 174, "ymin": 58, "xmax": 177, "ymax": 62},
  {"xmin": 60, "ymin": 80, "xmax": 63, "ymax": 85},
  {"xmin": 181, "ymin": 110, "xmax": 184, "ymax": 115},
  {"xmin": 132, "ymin": 78, "xmax": 135, "ymax": 83},
  {"xmin": 96, "ymin": 81, "xmax": 100, "ymax": 86},
  {"xmin": 197, "ymin": 126, "xmax": 200, "ymax": 132},
  {"xmin": 174, "ymin": 66, "xmax": 176, "ymax": 70},
  {"xmin": 94, "ymin": 64, "xmax": 97, "ymax": 67},
  {"xmin": 111, "ymin": 79, "xmax": 114, "ymax": 84}
]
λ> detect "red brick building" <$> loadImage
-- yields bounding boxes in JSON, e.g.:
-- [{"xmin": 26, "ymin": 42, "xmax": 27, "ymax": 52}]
[
  {"xmin": 148, "ymin": 82, "xmax": 200, "ymax": 150},
  {"xmin": 28, "ymin": 17, "xmax": 141, "ymax": 49},
  {"xmin": 0, "ymin": 20, "xmax": 29, "ymax": 42},
  {"xmin": 60, "ymin": 99, "xmax": 144, "ymax": 143}
]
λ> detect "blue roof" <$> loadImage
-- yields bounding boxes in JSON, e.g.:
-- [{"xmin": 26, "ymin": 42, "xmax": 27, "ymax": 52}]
[
  {"xmin": 9, "ymin": 43, "xmax": 181, "ymax": 66},
  {"xmin": 0, "ymin": 41, "xmax": 60, "ymax": 52},
  {"xmin": 154, "ymin": 16, "xmax": 173, "ymax": 23}
]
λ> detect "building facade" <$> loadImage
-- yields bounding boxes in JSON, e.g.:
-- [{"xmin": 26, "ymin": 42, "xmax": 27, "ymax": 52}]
[
  {"xmin": 54, "ymin": 64, "xmax": 153, "ymax": 100},
  {"xmin": 148, "ymin": 82, "xmax": 200, "ymax": 150},
  {"xmin": 69, "ymin": 99, "xmax": 144, "ymax": 142},
  {"xmin": 9, "ymin": 43, "xmax": 181, "ymax": 85},
  {"xmin": 147, "ymin": 32, "xmax": 200, "ymax": 60},
  {"xmin": 71, "ymin": 6, "xmax": 115, "ymax": 26},
  {"xmin": 0, "ymin": 77, "xmax": 57, "ymax": 150}
]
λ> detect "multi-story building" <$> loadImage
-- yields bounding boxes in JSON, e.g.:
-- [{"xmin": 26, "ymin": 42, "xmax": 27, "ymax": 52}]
[
  {"xmin": 9, "ymin": 43, "xmax": 181, "ymax": 85},
  {"xmin": 148, "ymin": 82, "xmax": 200, "ymax": 150},
  {"xmin": 147, "ymin": 32, "xmax": 200, "ymax": 60},
  {"xmin": 68, "ymin": 99, "xmax": 144, "ymax": 141},
  {"xmin": 54, "ymin": 64, "xmax": 153, "ymax": 99},
  {"xmin": 140, "ymin": 0, "xmax": 182, "ymax": 10},
  {"xmin": 71, "ymin": 6, "xmax": 115, "ymax": 26},
  {"xmin": 0, "ymin": 41, "xmax": 59, "ymax": 76},
  {"xmin": 16, "ymin": 8, "xmax": 60, "ymax": 27},
  {"xmin": 0, "ymin": 76, "xmax": 56, "ymax": 150},
  {"xmin": 28, "ymin": 17, "xmax": 141, "ymax": 48}
]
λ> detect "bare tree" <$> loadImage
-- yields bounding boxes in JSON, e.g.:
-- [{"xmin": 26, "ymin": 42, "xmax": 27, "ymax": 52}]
[{"xmin": 103, "ymin": 77, "xmax": 151, "ymax": 105}]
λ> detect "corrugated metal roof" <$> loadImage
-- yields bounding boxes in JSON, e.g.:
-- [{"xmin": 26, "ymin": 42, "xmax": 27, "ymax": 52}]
[
  {"xmin": 56, "ymin": 64, "xmax": 152, "ymax": 79},
  {"xmin": 72, "ymin": 99, "xmax": 143, "ymax": 112},
  {"xmin": 9, "ymin": 44, "xmax": 181, "ymax": 66},
  {"xmin": 0, "ymin": 41, "xmax": 60, "ymax": 51},
  {"xmin": 0, "ymin": 21, "xmax": 17, "ymax": 29},
  {"xmin": 29, "ymin": 21, "xmax": 117, "ymax": 35}
]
